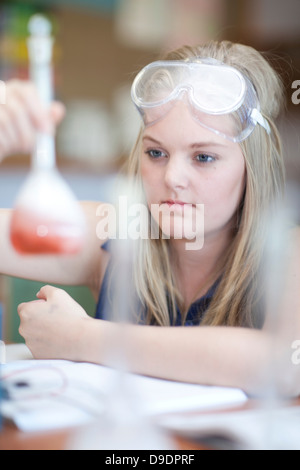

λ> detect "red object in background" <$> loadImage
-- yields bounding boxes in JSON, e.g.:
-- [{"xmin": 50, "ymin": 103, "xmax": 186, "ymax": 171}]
[{"xmin": 10, "ymin": 208, "xmax": 84, "ymax": 255}]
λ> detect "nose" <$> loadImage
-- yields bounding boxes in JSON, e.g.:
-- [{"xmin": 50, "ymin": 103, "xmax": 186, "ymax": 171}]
[{"xmin": 164, "ymin": 155, "xmax": 189, "ymax": 191}]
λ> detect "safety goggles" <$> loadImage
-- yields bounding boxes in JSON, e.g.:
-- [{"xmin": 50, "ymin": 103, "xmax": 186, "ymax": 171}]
[{"xmin": 131, "ymin": 57, "xmax": 270, "ymax": 143}]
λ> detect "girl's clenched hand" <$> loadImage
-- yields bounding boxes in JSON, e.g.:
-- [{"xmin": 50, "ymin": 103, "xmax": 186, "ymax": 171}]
[{"xmin": 18, "ymin": 285, "xmax": 91, "ymax": 361}]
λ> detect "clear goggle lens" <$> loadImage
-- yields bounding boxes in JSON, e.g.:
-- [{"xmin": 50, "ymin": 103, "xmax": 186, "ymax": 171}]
[{"xmin": 131, "ymin": 58, "xmax": 270, "ymax": 142}]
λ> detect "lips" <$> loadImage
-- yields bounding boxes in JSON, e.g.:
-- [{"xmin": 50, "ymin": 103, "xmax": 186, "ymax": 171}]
[{"xmin": 162, "ymin": 200, "xmax": 194, "ymax": 207}]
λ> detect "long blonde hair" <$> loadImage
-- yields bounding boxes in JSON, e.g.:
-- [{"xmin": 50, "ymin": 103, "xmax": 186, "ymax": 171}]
[{"xmin": 126, "ymin": 41, "xmax": 286, "ymax": 328}]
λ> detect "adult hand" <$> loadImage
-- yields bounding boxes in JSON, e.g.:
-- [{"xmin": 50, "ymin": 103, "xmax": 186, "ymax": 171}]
[{"xmin": 0, "ymin": 80, "xmax": 65, "ymax": 160}]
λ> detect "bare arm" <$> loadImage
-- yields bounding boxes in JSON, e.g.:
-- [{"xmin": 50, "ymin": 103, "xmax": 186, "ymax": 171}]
[
  {"xmin": 79, "ymin": 320, "xmax": 276, "ymax": 395},
  {"xmin": 18, "ymin": 285, "xmax": 275, "ymax": 395},
  {"xmin": 0, "ymin": 201, "xmax": 107, "ymax": 296},
  {"xmin": 19, "ymin": 228, "xmax": 299, "ymax": 396},
  {"xmin": 76, "ymin": 316, "xmax": 298, "ymax": 398}
]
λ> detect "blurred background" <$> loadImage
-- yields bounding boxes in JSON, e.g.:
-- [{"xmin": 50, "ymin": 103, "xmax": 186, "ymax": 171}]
[{"xmin": 0, "ymin": 0, "xmax": 299, "ymax": 342}]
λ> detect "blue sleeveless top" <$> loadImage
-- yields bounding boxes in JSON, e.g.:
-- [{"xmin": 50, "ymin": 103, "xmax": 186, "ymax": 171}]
[{"xmin": 95, "ymin": 242, "xmax": 219, "ymax": 326}]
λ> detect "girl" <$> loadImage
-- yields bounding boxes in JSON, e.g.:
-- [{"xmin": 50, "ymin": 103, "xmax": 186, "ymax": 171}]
[{"xmin": 0, "ymin": 41, "xmax": 299, "ymax": 396}]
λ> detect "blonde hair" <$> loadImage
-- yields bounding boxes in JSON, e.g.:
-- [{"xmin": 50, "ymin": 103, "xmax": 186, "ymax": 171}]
[{"xmin": 126, "ymin": 41, "xmax": 286, "ymax": 328}]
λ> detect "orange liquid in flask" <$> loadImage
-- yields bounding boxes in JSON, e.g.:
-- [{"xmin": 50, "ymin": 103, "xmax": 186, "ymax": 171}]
[
  {"xmin": 10, "ymin": 208, "xmax": 84, "ymax": 255},
  {"xmin": 9, "ymin": 168, "xmax": 86, "ymax": 255}
]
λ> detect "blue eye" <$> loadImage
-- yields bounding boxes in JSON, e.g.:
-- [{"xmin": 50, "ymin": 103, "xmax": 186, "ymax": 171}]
[
  {"xmin": 146, "ymin": 149, "xmax": 166, "ymax": 159},
  {"xmin": 195, "ymin": 154, "xmax": 215, "ymax": 163}
]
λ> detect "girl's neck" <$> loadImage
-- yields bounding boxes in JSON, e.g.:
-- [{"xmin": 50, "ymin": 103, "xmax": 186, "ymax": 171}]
[{"xmin": 170, "ymin": 227, "xmax": 234, "ymax": 308}]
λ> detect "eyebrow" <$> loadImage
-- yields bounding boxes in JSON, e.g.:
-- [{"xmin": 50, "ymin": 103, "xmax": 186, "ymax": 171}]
[{"xmin": 142, "ymin": 134, "xmax": 227, "ymax": 149}]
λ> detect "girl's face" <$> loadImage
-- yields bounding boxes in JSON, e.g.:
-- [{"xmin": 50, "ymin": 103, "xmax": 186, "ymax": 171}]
[{"xmin": 140, "ymin": 101, "xmax": 246, "ymax": 247}]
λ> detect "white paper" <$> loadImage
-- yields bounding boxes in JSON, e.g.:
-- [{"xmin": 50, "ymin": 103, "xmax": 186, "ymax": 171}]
[{"xmin": 1, "ymin": 359, "xmax": 247, "ymax": 433}]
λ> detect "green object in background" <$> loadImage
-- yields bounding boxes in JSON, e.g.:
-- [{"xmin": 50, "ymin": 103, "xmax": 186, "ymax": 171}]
[
  {"xmin": 6, "ymin": 277, "xmax": 96, "ymax": 344},
  {"xmin": 2, "ymin": 0, "xmax": 118, "ymax": 15}
]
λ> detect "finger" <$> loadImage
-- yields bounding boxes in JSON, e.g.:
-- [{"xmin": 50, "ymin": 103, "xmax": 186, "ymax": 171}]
[
  {"xmin": 5, "ymin": 96, "xmax": 36, "ymax": 154},
  {"xmin": 36, "ymin": 285, "xmax": 53, "ymax": 300},
  {"xmin": 17, "ymin": 301, "xmax": 31, "ymax": 322},
  {"xmin": 36, "ymin": 285, "xmax": 62, "ymax": 300},
  {"xmin": 7, "ymin": 80, "xmax": 52, "ymax": 133},
  {"xmin": 18, "ymin": 299, "xmax": 45, "ymax": 316},
  {"xmin": 0, "ymin": 105, "xmax": 20, "ymax": 156},
  {"xmin": 0, "ymin": 128, "xmax": 12, "ymax": 160},
  {"xmin": 49, "ymin": 101, "xmax": 66, "ymax": 126},
  {"xmin": 17, "ymin": 302, "xmax": 26, "ymax": 315}
]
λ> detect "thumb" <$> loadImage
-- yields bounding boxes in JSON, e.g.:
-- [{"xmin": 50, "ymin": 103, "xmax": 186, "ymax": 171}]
[{"xmin": 36, "ymin": 284, "xmax": 56, "ymax": 301}]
